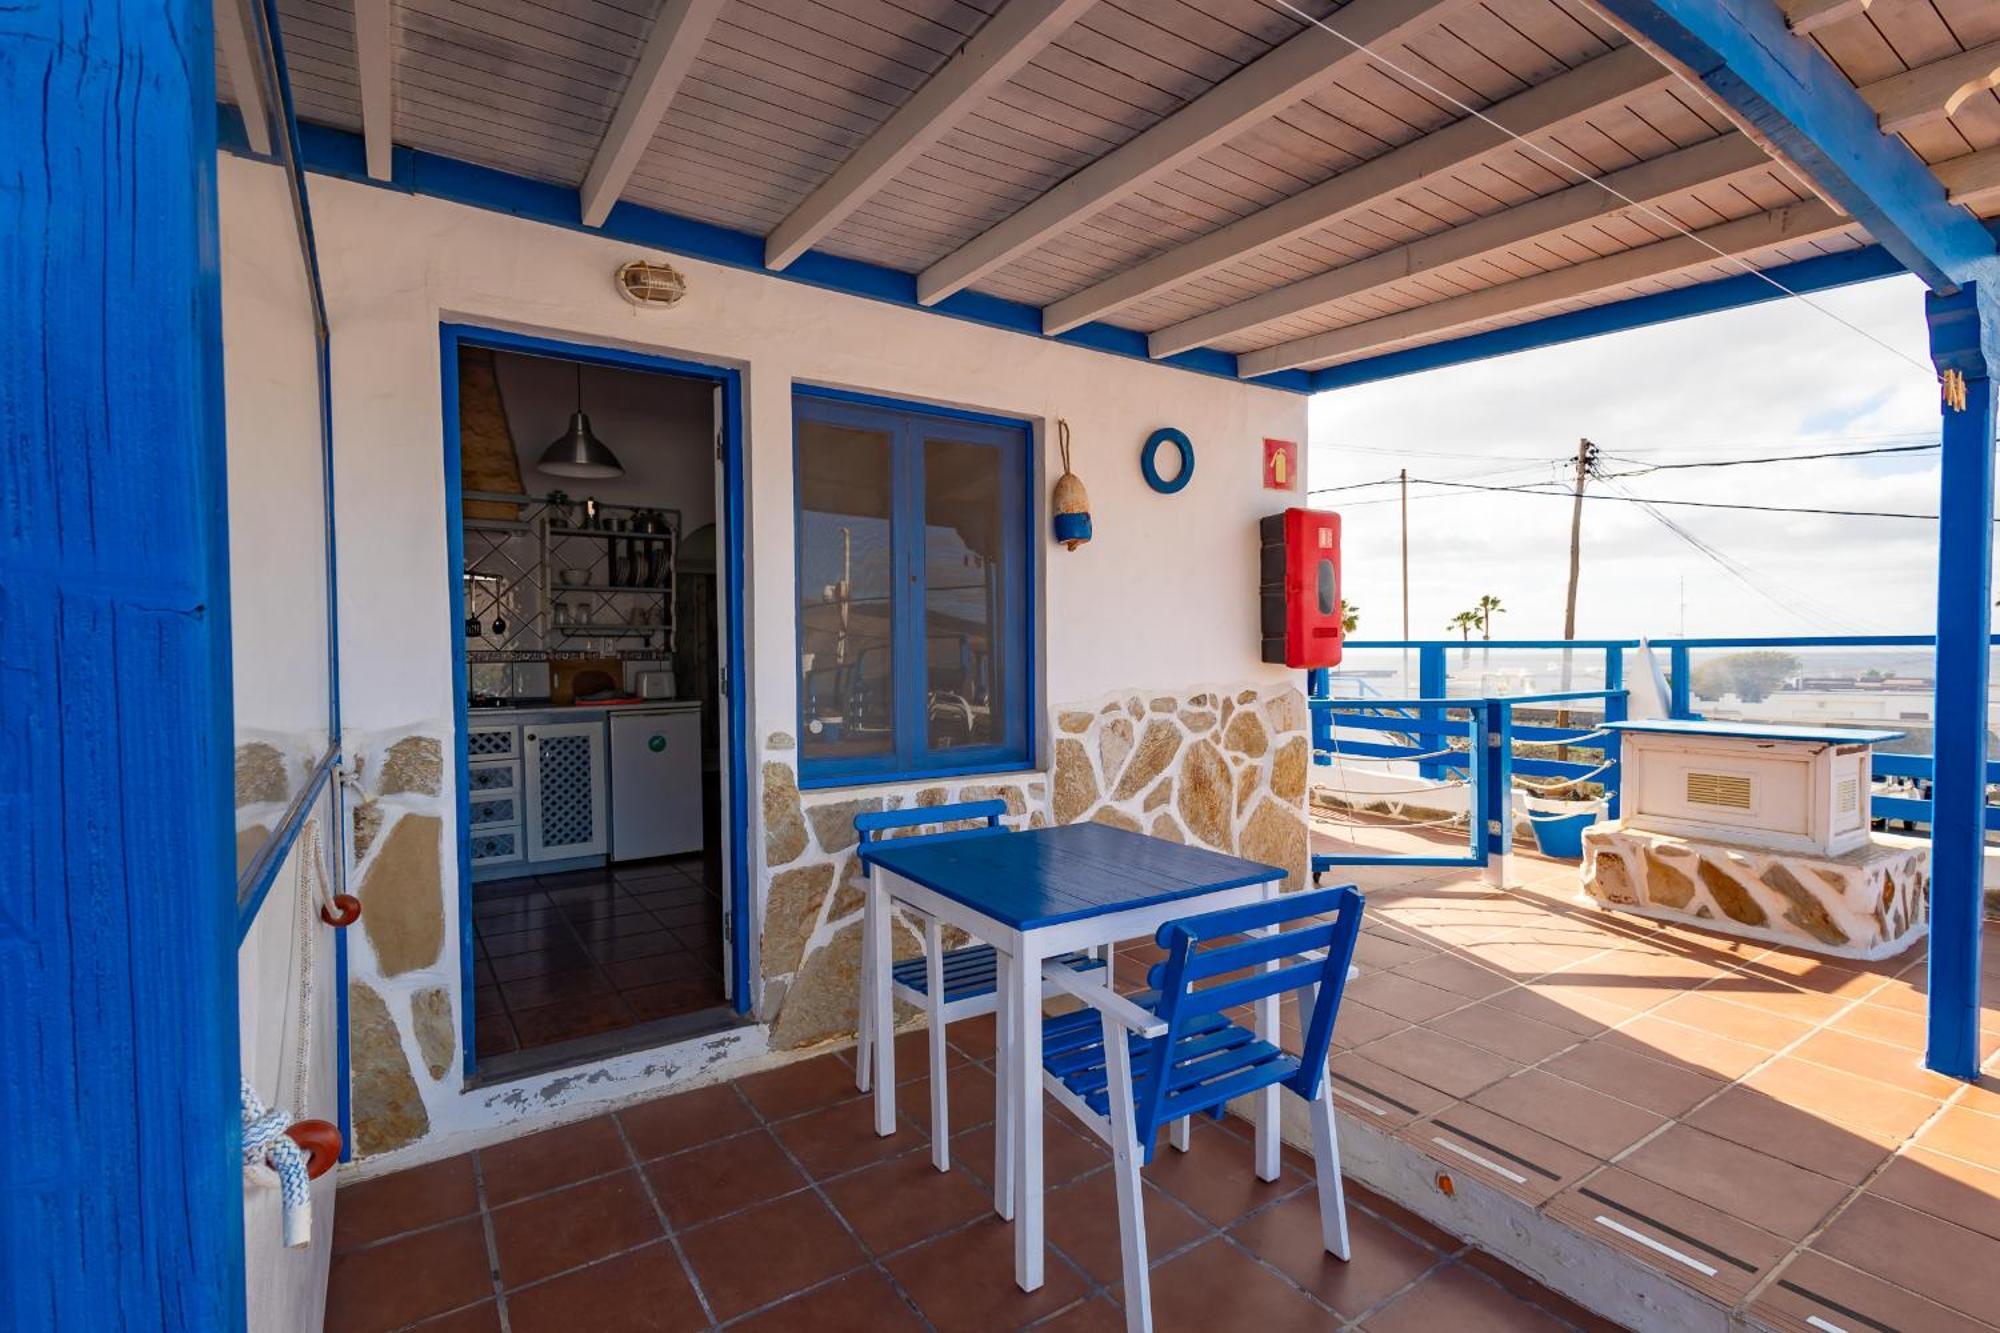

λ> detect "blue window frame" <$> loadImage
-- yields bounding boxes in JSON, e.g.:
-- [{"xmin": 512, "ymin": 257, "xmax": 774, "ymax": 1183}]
[{"xmin": 794, "ymin": 387, "xmax": 1034, "ymax": 786}]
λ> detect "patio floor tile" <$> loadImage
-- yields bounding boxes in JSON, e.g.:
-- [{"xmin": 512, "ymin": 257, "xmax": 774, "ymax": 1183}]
[
  {"xmin": 1142, "ymin": 1235, "xmax": 1340, "ymax": 1329},
  {"xmin": 769, "ymin": 1097, "xmax": 912, "ymax": 1178},
  {"xmin": 1614, "ymin": 1123, "xmax": 1850, "ymax": 1241},
  {"xmin": 489, "ymin": 1170, "xmax": 664, "ymax": 1289},
  {"xmin": 1682, "ymin": 1084, "xmax": 1900, "ymax": 1185},
  {"xmin": 1469, "ymin": 1069, "xmax": 1666, "ymax": 1161},
  {"xmin": 1811, "ymin": 1193, "xmax": 2000, "ymax": 1323},
  {"xmin": 1864, "ymin": 1145, "xmax": 2000, "ymax": 1242},
  {"xmin": 1042, "ymin": 1172, "xmax": 1211, "ymax": 1285},
  {"xmin": 676, "ymin": 1190, "xmax": 866, "ymax": 1321},
  {"xmin": 736, "ymin": 1052, "xmax": 862, "ymax": 1121},
  {"xmin": 1353, "ymin": 1026, "xmax": 1519, "ymax": 1099},
  {"xmin": 503, "ymin": 1241, "xmax": 706, "ymax": 1333},
  {"xmin": 882, "ymin": 1216, "xmax": 1088, "ymax": 1333},
  {"xmin": 618, "ymin": 1083, "xmax": 757, "ymax": 1160},
  {"xmin": 324, "ymin": 1217, "xmax": 492, "ymax": 1333},
  {"xmin": 1424, "ymin": 1000, "xmax": 1580, "ymax": 1065},
  {"xmin": 1137, "ymin": 1118, "xmax": 1307, "ymax": 1226},
  {"xmin": 477, "ymin": 1114, "xmax": 629, "ymax": 1207},
  {"xmin": 332, "ymin": 1154, "xmax": 479, "ymax": 1253},
  {"xmin": 1228, "ymin": 1190, "xmax": 1445, "ymax": 1318},
  {"xmin": 727, "ymin": 1269, "xmax": 927, "ymax": 1331},
  {"xmin": 820, "ymin": 1151, "xmax": 996, "ymax": 1255},
  {"xmin": 1360, "ymin": 1259, "xmax": 1575, "ymax": 1332},
  {"xmin": 643, "ymin": 1127, "xmax": 805, "ymax": 1228}
]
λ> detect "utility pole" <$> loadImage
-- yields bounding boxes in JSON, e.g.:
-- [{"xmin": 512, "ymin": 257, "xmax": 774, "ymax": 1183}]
[
  {"xmin": 1400, "ymin": 468, "xmax": 1411, "ymax": 695},
  {"xmin": 1557, "ymin": 439, "xmax": 1598, "ymax": 783}
]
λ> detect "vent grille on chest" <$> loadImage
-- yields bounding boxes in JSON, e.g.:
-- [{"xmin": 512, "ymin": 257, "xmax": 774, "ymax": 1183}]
[
  {"xmin": 1686, "ymin": 771, "xmax": 1753, "ymax": 810},
  {"xmin": 1837, "ymin": 777, "xmax": 1859, "ymax": 814}
]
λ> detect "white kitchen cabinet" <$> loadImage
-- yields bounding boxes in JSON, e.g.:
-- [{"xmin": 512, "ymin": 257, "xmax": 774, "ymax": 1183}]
[{"xmin": 523, "ymin": 719, "xmax": 609, "ymax": 863}]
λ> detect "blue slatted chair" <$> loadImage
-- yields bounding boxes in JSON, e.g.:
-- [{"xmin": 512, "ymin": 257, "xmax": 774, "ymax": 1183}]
[
  {"xmin": 1038, "ymin": 885, "xmax": 1366, "ymax": 1333},
  {"xmin": 854, "ymin": 800, "xmax": 1106, "ymax": 1174}
]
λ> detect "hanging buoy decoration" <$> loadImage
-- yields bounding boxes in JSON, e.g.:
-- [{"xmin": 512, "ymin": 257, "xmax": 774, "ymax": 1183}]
[{"xmin": 1051, "ymin": 419, "xmax": 1092, "ymax": 550}]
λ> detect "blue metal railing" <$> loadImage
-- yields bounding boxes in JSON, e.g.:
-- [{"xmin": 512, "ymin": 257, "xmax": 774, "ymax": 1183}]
[{"xmin": 1316, "ymin": 635, "xmax": 2000, "ymax": 865}]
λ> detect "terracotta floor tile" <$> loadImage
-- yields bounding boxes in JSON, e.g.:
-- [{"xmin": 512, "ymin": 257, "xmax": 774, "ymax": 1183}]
[
  {"xmin": 677, "ymin": 1191, "xmax": 866, "ymax": 1322},
  {"xmin": 1916, "ymin": 1103, "xmax": 2000, "ymax": 1170},
  {"xmin": 1324, "ymin": 1052, "xmax": 1460, "ymax": 1131},
  {"xmin": 946, "ymin": 1011, "xmax": 999, "ymax": 1060},
  {"xmin": 894, "ymin": 1062, "xmax": 998, "ymax": 1134},
  {"xmin": 644, "ymin": 1127, "xmax": 805, "ymax": 1228},
  {"xmin": 333, "ymin": 1153, "xmax": 480, "ymax": 1252},
  {"xmin": 951, "ymin": 1113, "xmax": 1104, "ymax": 1194},
  {"xmin": 1392, "ymin": 951, "xmax": 1514, "ymax": 1000},
  {"xmin": 619, "ymin": 1083, "xmax": 757, "ymax": 1160},
  {"xmin": 1606, "ymin": 1015, "xmax": 1770, "ymax": 1081},
  {"xmin": 770, "ymin": 1097, "xmax": 910, "ymax": 1178},
  {"xmin": 1616, "ymin": 1124, "xmax": 1850, "ymax": 1241},
  {"xmin": 729, "ymin": 1268, "xmax": 928, "ymax": 1332},
  {"xmin": 737, "ymin": 1053, "xmax": 864, "ymax": 1121},
  {"xmin": 1683, "ymin": 1084, "xmax": 1898, "ymax": 1185},
  {"xmin": 1139, "ymin": 1117, "xmax": 1307, "ymax": 1226},
  {"xmin": 1360, "ymin": 1259, "xmax": 1573, "ymax": 1333},
  {"xmin": 1402, "ymin": 1102, "xmax": 1602, "ymax": 1206},
  {"xmin": 1342, "ymin": 1181, "xmax": 1465, "ymax": 1254},
  {"xmin": 1751, "ymin": 1250, "xmax": 1994, "ymax": 1333},
  {"xmin": 1458, "ymin": 1249, "xmax": 1626, "ymax": 1333},
  {"xmin": 1043, "ymin": 1173, "xmax": 1211, "ymax": 1285},
  {"xmin": 1792, "ymin": 1027, "xmax": 1969, "ymax": 1099},
  {"xmin": 1353, "ymin": 932, "xmax": 1437, "ymax": 973},
  {"xmin": 1230, "ymin": 1189, "xmax": 1444, "ymax": 1318},
  {"xmin": 1137, "ymin": 1236, "xmax": 1339, "ymax": 1330},
  {"xmin": 479, "ymin": 1114, "xmax": 630, "ymax": 1207},
  {"xmin": 1545, "ymin": 1168, "xmax": 1791, "ymax": 1306},
  {"xmin": 1813, "ymin": 1193, "xmax": 2000, "ymax": 1322},
  {"xmin": 504, "ymin": 1240, "xmax": 706, "ymax": 1333},
  {"xmin": 1469, "ymin": 1069, "xmax": 1665, "ymax": 1161},
  {"xmin": 1424, "ymin": 1000, "xmax": 1579, "ymax": 1066},
  {"xmin": 821, "ymin": 1151, "xmax": 995, "ymax": 1255},
  {"xmin": 489, "ymin": 1171, "xmax": 664, "ymax": 1289},
  {"xmin": 1352, "ymin": 1026, "xmax": 1519, "ymax": 1100},
  {"xmin": 1030, "ymin": 1297, "xmax": 1128, "ymax": 1332},
  {"xmin": 1328, "ymin": 1000, "xmax": 1410, "ymax": 1050},
  {"xmin": 405, "ymin": 1300, "xmax": 503, "ymax": 1331},
  {"xmin": 1740, "ymin": 1058, "xmax": 1941, "ymax": 1139},
  {"xmin": 324, "ymin": 1217, "xmax": 493, "ymax": 1333},
  {"xmin": 1866, "ymin": 1145, "xmax": 2000, "ymax": 1242},
  {"xmin": 1541, "ymin": 1038, "xmax": 1724, "ymax": 1117},
  {"xmin": 1484, "ymin": 985, "xmax": 1630, "ymax": 1037},
  {"xmin": 1343, "ymin": 972, "xmax": 1468, "ymax": 1025},
  {"xmin": 883, "ymin": 1217, "xmax": 1087, "ymax": 1333},
  {"xmin": 1700, "ymin": 980, "xmax": 1850, "ymax": 1025}
]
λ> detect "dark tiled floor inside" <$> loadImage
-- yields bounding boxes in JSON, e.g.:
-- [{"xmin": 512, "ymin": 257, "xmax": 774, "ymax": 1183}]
[
  {"xmin": 330, "ymin": 1027, "xmax": 1617, "ymax": 1332},
  {"xmin": 472, "ymin": 856, "xmax": 727, "ymax": 1061}
]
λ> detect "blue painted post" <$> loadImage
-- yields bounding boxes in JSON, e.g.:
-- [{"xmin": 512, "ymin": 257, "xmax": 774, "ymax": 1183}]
[
  {"xmin": 1305, "ymin": 667, "xmax": 1332, "ymax": 763},
  {"xmin": 1418, "ymin": 646, "xmax": 1448, "ymax": 780},
  {"xmin": 1668, "ymin": 644, "xmax": 1694, "ymax": 719},
  {"xmin": 1603, "ymin": 649, "xmax": 1627, "ymax": 820},
  {"xmin": 1, "ymin": 2, "xmax": 244, "ymax": 1327},
  {"xmin": 1925, "ymin": 281, "xmax": 1997, "ymax": 1080},
  {"xmin": 1481, "ymin": 701, "xmax": 1516, "ymax": 887}
]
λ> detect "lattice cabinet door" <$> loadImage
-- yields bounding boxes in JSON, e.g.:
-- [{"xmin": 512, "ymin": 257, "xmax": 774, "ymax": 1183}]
[{"xmin": 523, "ymin": 720, "xmax": 608, "ymax": 862}]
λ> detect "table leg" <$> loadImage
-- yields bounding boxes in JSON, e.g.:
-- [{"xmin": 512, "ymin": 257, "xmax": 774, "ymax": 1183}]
[
  {"xmin": 1008, "ymin": 942, "xmax": 1045, "ymax": 1291},
  {"xmin": 993, "ymin": 947, "xmax": 1015, "ymax": 1221},
  {"xmin": 867, "ymin": 873, "xmax": 896, "ymax": 1137},
  {"xmin": 1254, "ymin": 884, "xmax": 1281, "ymax": 1182}
]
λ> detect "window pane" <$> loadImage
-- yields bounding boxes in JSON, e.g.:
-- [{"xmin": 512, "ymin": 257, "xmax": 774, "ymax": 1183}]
[
  {"xmin": 924, "ymin": 435, "xmax": 1008, "ymax": 751},
  {"xmin": 797, "ymin": 418, "xmax": 896, "ymax": 764}
]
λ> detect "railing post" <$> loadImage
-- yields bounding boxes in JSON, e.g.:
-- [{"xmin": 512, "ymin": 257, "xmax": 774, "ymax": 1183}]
[
  {"xmin": 1481, "ymin": 700, "xmax": 1515, "ymax": 888},
  {"xmin": 1418, "ymin": 645, "xmax": 1447, "ymax": 780},
  {"xmin": 1305, "ymin": 667, "xmax": 1332, "ymax": 765},
  {"xmin": 1924, "ymin": 281, "xmax": 1996, "ymax": 1081},
  {"xmin": 1668, "ymin": 644, "xmax": 1693, "ymax": 719},
  {"xmin": 1602, "ymin": 688, "xmax": 1626, "ymax": 822}
]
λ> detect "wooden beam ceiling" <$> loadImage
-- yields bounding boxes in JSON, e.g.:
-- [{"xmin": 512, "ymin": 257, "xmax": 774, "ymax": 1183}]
[
  {"xmin": 1042, "ymin": 43, "xmax": 1673, "ymax": 336},
  {"xmin": 1237, "ymin": 199, "xmax": 1849, "ymax": 376},
  {"xmin": 1859, "ymin": 41, "xmax": 2000, "ymax": 137},
  {"xmin": 580, "ymin": 0, "xmax": 730, "ymax": 229},
  {"xmin": 915, "ymin": 0, "xmax": 1474, "ymax": 307},
  {"xmin": 1150, "ymin": 132, "xmax": 1772, "ymax": 358},
  {"xmin": 215, "ymin": 0, "xmax": 273, "ymax": 156},
  {"xmin": 353, "ymin": 0, "xmax": 393, "ymax": 181}
]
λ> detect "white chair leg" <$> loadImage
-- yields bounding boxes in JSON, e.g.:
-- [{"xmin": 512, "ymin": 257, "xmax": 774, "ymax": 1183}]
[
  {"xmin": 1169, "ymin": 1117, "xmax": 1191, "ymax": 1152},
  {"xmin": 994, "ymin": 956, "xmax": 1015, "ymax": 1220},
  {"xmin": 1308, "ymin": 1077, "xmax": 1350, "ymax": 1261},
  {"xmin": 855, "ymin": 912, "xmax": 873, "ymax": 1094},
  {"xmin": 1104, "ymin": 1012, "xmax": 1153, "ymax": 1333},
  {"xmin": 926, "ymin": 917, "xmax": 950, "ymax": 1172}
]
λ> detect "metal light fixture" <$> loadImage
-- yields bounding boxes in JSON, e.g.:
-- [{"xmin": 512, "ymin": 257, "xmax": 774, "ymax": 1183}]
[{"xmin": 536, "ymin": 363, "xmax": 624, "ymax": 478}]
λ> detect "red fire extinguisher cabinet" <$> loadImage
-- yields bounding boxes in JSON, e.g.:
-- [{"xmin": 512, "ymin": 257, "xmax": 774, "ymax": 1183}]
[{"xmin": 1259, "ymin": 508, "xmax": 1343, "ymax": 668}]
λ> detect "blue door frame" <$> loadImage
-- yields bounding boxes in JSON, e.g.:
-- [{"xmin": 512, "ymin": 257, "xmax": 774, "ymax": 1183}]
[
  {"xmin": 3, "ymin": 1, "xmax": 245, "ymax": 1327},
  {"xmin": 439, "ymin": 324, "xmax": 753, "ymax": 1079}
]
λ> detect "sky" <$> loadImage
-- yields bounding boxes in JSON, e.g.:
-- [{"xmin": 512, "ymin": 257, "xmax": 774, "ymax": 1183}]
[{"xmin": 1306, "ymin": 273, "xmax": 1961, "ymax": 642}]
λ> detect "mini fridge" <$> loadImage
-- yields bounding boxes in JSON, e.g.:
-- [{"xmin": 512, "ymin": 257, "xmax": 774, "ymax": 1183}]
[{"xmin": 609, "ymin": 705, "xmax": 704, "ymax": 861}]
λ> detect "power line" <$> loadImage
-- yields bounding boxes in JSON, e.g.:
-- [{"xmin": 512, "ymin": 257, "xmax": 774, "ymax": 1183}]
[
  {"xmin": 1378, "ymin": 475, "xmax": 1941, "ymax": 520},
  {"xmin": 1600, "ymin": 441, "xmax": 1939, "ymax": 476}
]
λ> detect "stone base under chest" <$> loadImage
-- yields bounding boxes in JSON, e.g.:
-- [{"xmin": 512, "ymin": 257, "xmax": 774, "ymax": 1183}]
[{"xmin": 1579, "ymin": 822, "xmax": 1929, "ymax": 961}]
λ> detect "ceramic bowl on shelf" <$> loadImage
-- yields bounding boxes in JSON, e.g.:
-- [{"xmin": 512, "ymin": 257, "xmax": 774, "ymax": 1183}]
[{"xmin": 558, "ymin": 568, "xmax": 586, "ymax": 587}]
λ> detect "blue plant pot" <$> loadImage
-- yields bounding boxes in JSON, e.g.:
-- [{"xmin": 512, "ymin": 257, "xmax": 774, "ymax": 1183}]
[{"xmin": 1529, "ymin": 808, "xmax": 1599, "ymax": 859}]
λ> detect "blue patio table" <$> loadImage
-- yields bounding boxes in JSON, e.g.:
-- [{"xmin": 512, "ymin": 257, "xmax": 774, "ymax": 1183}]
[{"xmin": 859, "ymin": 821, "xmax": 1290, "ymax": 1293}]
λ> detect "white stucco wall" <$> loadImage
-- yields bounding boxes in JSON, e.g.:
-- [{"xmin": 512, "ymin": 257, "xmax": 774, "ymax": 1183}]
[{"xmin": 222, "ymin": 152, "xmax": 1309, "ymax": 1164}]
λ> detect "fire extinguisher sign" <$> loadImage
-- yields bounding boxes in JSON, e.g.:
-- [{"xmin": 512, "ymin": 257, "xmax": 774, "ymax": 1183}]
[{"xmin": 1263, "ymin": 438, "xmax": 1298, "ymax": 490}]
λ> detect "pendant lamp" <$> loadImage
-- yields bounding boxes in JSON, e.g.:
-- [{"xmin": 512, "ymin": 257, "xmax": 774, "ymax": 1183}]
[{"xmin": 537, "ymin": 363, "xmax": 624, "ymax": 478}]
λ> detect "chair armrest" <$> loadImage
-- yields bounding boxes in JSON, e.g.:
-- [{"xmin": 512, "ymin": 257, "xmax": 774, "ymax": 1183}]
[{"xmin": 1040, "ymin": 962, "xmax": 1168, "ymax": 1038}]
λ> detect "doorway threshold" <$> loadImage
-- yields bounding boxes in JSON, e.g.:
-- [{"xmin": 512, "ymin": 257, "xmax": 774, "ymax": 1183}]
[{"xmin": 468, "ymin": 1005, "xmax": 753, "ymax": 1088}]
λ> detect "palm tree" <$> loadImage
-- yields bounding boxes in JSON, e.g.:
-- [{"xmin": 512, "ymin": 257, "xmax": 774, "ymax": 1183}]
[
  {"xmin": 1475, "ymin": 594, "xmax": 1505, "ymax": 667},
  {"xmin": 1449, "ymin": 609, "xmax": 1479, "ymax": 663}
]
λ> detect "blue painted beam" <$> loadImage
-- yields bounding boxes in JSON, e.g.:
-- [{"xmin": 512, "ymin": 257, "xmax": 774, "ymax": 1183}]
[
  {"xmin": 1924, "ymin": 281, "xmax": 1997, "ymax": 1080},
  {"xmin": 3, "ymin": 1, "xmax": 244, "ymax": 1326},
  {"xmin": 1592, "ymin": 0, "xmax": 1994, "ymax": 292}
]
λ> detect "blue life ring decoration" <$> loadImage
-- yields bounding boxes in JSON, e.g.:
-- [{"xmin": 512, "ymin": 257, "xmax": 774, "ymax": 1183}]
[{"xmin": 1140, "ymin": 428, "xmax": 1194, "ymax": 494}]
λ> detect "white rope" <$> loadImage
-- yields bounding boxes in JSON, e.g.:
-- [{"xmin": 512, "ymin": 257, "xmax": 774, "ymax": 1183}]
[
  {"xmin": 241, "ymin": 1079, "xmax": 313, "ymax": 1249},
  {"xmin": 1266, "ymin": 0, "xmax": 1941, "ymax": 386},
  {"xmin": 1513, "ymin": 758, "xmax": 1619, "ymax": 796},
  {"xmin": 1313, "ymin": 810, "xmax": 1469, "ymax": 831}
]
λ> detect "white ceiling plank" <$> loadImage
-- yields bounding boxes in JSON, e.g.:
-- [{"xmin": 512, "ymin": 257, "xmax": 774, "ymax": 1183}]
[
  {"xmin": 354, "ymin": 0, "xmax": 393, "ymax": 181},
  {"xmin": 764, "ymin": 0, "xmax": 1096, "ymax": 271},
  {"xmin": 1859, "ymin": 40, "xmax": 2000, "ymax": 136},
  {"xmin": 216, "ymin": 0, "xmax": 274, "ymax": 156},
  {"xmin": 1237, "ymin": 199, "xmax": 1848, "ymax": 376},
  {"xmin": 1041, "ymin": 43, "xmax": 1671, "ymax": 336},
  {"xmin": 915, "ymin": 0, "xmax": 1475, "ymax": 307},
  {"xmin": 1778, "ymin": 0, "xmax": 1871, "ymax": 37},
  {"xmin": 1150, "ymin": 132, "xmax": 1770, "ymax": 357},
  {"xmin": 581, "ymin": 0, "xmax": 732, "ymax": 229},
  {"xmin": 1938, "ymin": 146, "xmax": 2000, "ymax": 208}
]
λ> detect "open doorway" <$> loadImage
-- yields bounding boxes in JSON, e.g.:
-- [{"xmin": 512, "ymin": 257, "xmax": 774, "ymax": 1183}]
[{"xmin": 446, "ymin": 329, "xmax": 744, "ymax": 1080}]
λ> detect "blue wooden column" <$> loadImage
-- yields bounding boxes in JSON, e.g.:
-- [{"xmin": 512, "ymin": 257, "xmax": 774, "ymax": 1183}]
[
  {"xmin": 1480, "ymin": 701, "xmax": 1515, "ymax": 887},
  {"xmin": 1, "ymin": 2, "xmax": 243, "ymax": 1327},
  {"xmin": 1926, "ymin": 281, "xmax": 1998, "ymax": 1080}
]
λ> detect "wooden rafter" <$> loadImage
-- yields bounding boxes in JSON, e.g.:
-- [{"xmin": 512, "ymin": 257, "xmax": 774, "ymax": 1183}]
[
  {"xmin": 580, "ymin": 0, "xmax": 730, "ymax": 229},
  {"xmin": 1779, "ymin": 0, "xmax": 1870, "ymax": 37},
  {"xmin": 353, "ymin": 0, "xmax": 393, "ymax": 181},
  {"xmin": 1860, "ymin": 41, "xmax": 2000, "ymax": 136},
  {"xmin": 215, "ymin": 0, "xmax": 274, "ymax": 156},
  {"xmin": 1937, "ymin": 147, "xmax": 2000, "ymax": 209},
  {"xmin": 915, "ymin": 0, "xmax": 1473, "ymax": 307},
  {"xmin": 1150, "ymin": 133, "xmax": 1772, "ymax": 358},
  {"xmin": 1237, "ymin": 200, "xmax": 1849, "ymax": 376},
  {"xmin": 1043, "ymin": 44, "xmax": 1673, "ymax": 336}
]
